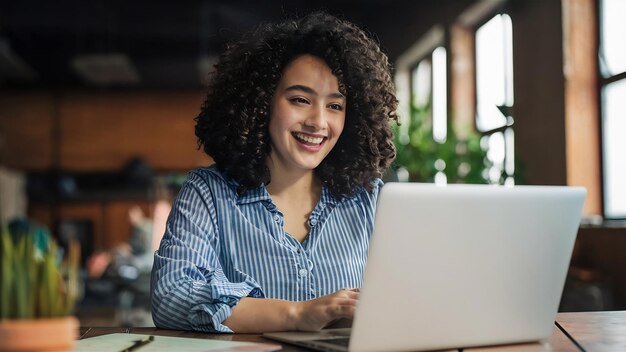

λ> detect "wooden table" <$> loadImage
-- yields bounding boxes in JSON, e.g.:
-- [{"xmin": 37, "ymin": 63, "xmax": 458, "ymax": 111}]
[
  {"xmin": 556, "ymin": 311, "xmax": 626, "ymax": 351},
  {"xmin": 79, "ymin": 311, "xmax": 626, "ymax": 351}
]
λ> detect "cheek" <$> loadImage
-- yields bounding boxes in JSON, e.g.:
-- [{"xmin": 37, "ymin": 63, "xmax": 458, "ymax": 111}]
[
  {"xmin": 333, "ymin": 116, "xmax": 346, "ymax": 136},
  {"xmin": 270, "ymin": 102, "xmax": 294, "ymax": 129},
  {"xmin": 268, "ymin": 118, "xmax": 282, "ymax": 145},
  {"xmin": 268, "ymin": 111, "xmax": 292, "ymax": 143}
]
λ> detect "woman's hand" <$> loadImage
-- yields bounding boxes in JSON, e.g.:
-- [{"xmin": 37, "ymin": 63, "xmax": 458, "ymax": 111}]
[
  {"xmin": 292, "ymin": 289, "xmax": 360, "ymax": 331},
  {"xmin": 223, "ymin": 288, "xmax": 359, "ymax": 333}
]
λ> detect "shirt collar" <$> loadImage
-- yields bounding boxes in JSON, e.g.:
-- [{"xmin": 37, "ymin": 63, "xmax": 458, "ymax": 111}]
[
  {"xmin": 319, "ymin": 185, "xmax": 340, "ymax": 206},
  {"xmin": 236, "ymin": 183, "xmax": 341, "ymax": 206},
  {"xmin": 236, "ymin": 184, "xmax": 272, "ymax": 205}
]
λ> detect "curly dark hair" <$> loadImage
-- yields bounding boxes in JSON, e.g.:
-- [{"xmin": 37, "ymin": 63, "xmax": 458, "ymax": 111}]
[{"xmin": 195, "ymin": 12, "xmax": 398, "ymax": 198}]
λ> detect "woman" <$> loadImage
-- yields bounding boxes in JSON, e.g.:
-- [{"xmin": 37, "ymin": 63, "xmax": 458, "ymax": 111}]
[{"xmin": 151, "ymin": 12, "xmax": 398, "ymax": 333}]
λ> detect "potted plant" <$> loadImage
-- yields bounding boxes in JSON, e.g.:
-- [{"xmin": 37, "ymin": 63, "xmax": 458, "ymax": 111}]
[{"xmin": 0, "ymin": 220, "xmax": 80, "ymax": 352}]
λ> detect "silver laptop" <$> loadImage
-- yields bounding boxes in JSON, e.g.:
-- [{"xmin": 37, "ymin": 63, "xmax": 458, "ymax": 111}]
[{"xmin": 264, "ymin": 182, "xmax": 586, "ymax": 352}]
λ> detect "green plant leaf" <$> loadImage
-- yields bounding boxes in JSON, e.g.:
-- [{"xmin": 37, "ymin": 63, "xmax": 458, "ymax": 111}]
[
  {"xmin": 1, "ymin": 227, "xmax": 14, "ymax": 319},
  {"xmin": 1, "ymin": 222, "xmax": 79, "ymax": 320}
]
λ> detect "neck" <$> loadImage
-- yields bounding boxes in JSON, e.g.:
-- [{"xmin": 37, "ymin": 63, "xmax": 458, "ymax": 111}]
[
  {"xmin": 267, "ymin": 169, "xmax": 320, "ymax": 198},
  {"xmin": 265, "ymin": 161, "xmax": 320, "ymax": 199}
]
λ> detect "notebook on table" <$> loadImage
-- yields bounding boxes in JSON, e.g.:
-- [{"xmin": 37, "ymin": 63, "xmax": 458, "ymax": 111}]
[{"xmin": 264, "ymin": 182, "xmax": 586, "ymax": 352}]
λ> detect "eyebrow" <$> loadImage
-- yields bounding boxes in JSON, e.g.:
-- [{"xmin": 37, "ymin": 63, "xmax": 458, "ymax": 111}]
[{"xmin": 284, "ymin": 85, "xmax": 345, "ymax": 99}]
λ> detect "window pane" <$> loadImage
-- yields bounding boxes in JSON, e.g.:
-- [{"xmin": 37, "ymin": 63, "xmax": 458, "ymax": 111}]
[
  {"xmin": 412, "ymin": 59, "xmax": 431, "ymax": 109},
  {"xmin": 432, "ymin": 47, "xmax": 447, "ymax": 143},
  {"xmin": 476, "ymin": 14, "xmax": 514, "ymax": 131},
  {"xmin": 504, "ymin": 128, "xmax": 515, "ymax": 176},
  {"xmin": 600, "ymin": 0, "xmax": 626, "ymax": 76},
  {"xmin": 486, "ymin": 132, "xmax": 505, "ymax": 183},
  {"xmin": 403, "ymin": 59, "xmax": 432, "ymax": 146},
  {"xmin": 602, "ymin": 79, "xmax": 626, "ymax": 218}
]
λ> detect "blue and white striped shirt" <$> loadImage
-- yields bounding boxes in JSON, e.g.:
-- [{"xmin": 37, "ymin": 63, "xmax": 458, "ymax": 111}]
[{"xmin": 151, "ymin": 165, "xmax": 382, "ymax": 332}]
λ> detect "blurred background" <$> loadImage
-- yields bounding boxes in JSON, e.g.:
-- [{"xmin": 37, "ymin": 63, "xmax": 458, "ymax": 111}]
[{"xmin": 0, "ymin": 0, "xmax": 624, "ymax": 326}]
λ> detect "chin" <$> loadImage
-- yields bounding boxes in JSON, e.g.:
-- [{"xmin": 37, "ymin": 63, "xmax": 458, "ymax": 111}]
[{"xmin": 295, "ymin": 159, "xmax": 324, "ymax": 171}]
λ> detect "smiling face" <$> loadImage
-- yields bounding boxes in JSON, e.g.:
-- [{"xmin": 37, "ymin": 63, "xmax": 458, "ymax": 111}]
[{"xmin": 267, "ymin": 54, "xmax": 346, "ymax": 176}]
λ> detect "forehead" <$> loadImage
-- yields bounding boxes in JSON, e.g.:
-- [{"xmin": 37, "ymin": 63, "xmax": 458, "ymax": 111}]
[{"xmin": 278, "ymin": 54, "xmax": 340, "ymax": 89}]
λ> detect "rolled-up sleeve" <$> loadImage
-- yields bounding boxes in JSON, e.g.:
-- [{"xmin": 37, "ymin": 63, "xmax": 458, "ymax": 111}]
[{"xmin": 150, "ymin": 172, "xmax": 263, "ymax": 333}]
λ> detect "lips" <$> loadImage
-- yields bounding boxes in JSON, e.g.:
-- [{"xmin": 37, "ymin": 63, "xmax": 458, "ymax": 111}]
[{"xmin": 292, "ymin": 132, "xmax": 326, "ymax": 145}]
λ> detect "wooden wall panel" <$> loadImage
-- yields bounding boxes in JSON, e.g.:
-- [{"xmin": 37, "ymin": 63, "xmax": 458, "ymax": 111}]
[
  {"xmin": 104, "ymin": 200, "xmax": 151, "ymax": 249},
  {"xmin": 450, "ymin": 23, "xmax": 475, "ymax": 140},
  {"xmin": 59, "ymin": 91, "xmax": 212, "ymax": 171},
  {"xmin": 0, "ymin": 93, "xmax": 55, "ymax": 170},
  {"xmin": 562, "ymin": 0, "xmax": 602, "ymax": 216}
]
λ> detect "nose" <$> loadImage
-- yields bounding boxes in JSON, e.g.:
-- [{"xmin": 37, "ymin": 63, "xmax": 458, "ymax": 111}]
[{"xmin": 303, "ymin": 105, "xmax": 327, "ymax": 130}]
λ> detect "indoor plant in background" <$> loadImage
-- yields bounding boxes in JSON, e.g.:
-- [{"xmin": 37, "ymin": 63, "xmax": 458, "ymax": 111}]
[
  {"xmin": 0, "ymin": 221, "xmax": 80, "ymax": 352},
  {"xmin": 392, "ymin": 99, "xmax": 489, "ymax": 184}
]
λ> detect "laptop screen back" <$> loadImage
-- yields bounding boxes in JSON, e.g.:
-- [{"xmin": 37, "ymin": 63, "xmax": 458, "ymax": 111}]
[{"xmin": 350, "ymin": 183, "xmax": 586, "ymax": 352}]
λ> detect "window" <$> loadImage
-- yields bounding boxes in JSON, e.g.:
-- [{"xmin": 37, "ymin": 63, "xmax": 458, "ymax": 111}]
[
  {"xmin": 475, "ymin": 13, "xmax": 515, "ymax": 185},
  {"xmin": 599, "ymin": 0, "xmax": 626, "ymax": 218},
  {"xmin": 393, "ymin": 26, "xmax": 453, "ymax": 183},
  {"xmin": 410, "ymin": 47, "xmax": 448, "ymax": 184}
]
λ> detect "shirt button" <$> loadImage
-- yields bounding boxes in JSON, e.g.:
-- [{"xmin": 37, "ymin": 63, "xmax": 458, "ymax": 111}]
[
  {"xmin": 308, "ymin": 218, "xmax": 318, "ymax": 227},
  {"xmin": 298, "ymin": 268, "xmax": 308, "ymax": 277},
  {"xmin": 273, "ymin": 214, "xmax": 280, "ymax": 222}
]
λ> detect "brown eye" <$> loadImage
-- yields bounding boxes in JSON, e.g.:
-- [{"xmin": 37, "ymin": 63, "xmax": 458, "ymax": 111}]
[
  {"xmin": 290, "ymin": 97, "xmax": 310, "ymax": 105},
  {"xmin": 328, "ymin": 103, "xmax": 344, "ymax": 111}
]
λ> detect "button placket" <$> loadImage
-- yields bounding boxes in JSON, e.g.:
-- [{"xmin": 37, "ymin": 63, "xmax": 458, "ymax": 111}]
[
  {"xmin": 306, "ymin": 259, "xmax": 316, "ymax": 300},
  {"xmin": 271, "ymin": 210, "xmax": 285, "ymax": 228},
  {"xmin": 294, "ymin": 248, "xmax": 313, "ymax": 283},
  {"xmin": 295, "ymin": 257, "xmax": 308, "ymax": 279}
]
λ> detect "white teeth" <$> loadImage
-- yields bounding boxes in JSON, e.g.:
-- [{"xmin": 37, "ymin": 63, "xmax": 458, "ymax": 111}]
[{"xmin": 294, "ymin": 132, "xmax": 324, "ymax": 144}]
